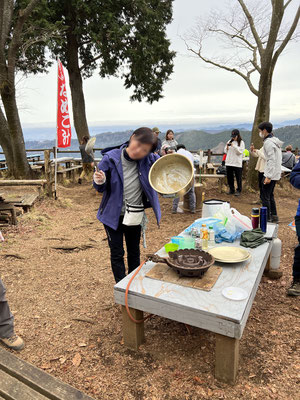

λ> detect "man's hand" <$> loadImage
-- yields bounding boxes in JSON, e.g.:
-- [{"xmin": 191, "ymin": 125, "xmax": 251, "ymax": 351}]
[
  {"xmin": 94, "ymin": 170, "xmax": 106, "ymax": 185},
  {"xmin": 250, "ymin": 143, "xmax": 255, "ymax": 152},
  {"xmin": 264, "ymin": 177, "xmax": 271, "ymax": 185}
]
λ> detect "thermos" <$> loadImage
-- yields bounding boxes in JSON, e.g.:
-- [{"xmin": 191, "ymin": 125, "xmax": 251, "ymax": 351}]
[
  {"xmin": 260, "ymin": 207, "xmax": 267, "ymax": 233},
  {"xmin": 251, "ymin": 208, "xmax": 260, "ymax": 229}
]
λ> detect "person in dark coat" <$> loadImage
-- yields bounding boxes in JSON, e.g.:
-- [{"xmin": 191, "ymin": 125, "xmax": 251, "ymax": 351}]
[
  {"xmin": 152, "ymin": 127, "xmax": 162, "ymax": 154},
  {"xmin": 93, "ymin": 127, "xmax": 161, "ymax": 283},
  {"xmin": 288, "ymin": 159, "xmax": 300, "ymax": 296}
]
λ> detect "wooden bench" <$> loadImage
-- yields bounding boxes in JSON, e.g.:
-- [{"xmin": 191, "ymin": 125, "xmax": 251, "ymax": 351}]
[
  {"xmin": 0, "ymin": 180, "xmax": 48, "ymax": 196},
  {"xmin": 0, "ymin": 347, "xmax": 95, "ymax": 400},
  {"xmin": 0, "ymin": 203, "xmax": 17, "ymax": 225},
  {"xmin": 195, "ymin": 174, "xmax": 226, "ymax": 193},
  {"xmin": 57, "ymin": 166, "xmax": 82, "ymax": 183},
  {"xmin": 3, "ymin": 193, "xmax": 39, "ymax": 213}
]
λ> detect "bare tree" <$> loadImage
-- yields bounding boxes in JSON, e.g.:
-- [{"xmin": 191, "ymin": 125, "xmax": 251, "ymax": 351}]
[{"xmin": 185, "ymin": 0, "xmax": 300, "ymax": 187}]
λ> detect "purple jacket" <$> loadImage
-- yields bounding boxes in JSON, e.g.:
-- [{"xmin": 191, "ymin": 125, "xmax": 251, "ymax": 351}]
[
  {"xmin": 93, "ymin": 145, "xmax": 161, "ymax": 230},
  {"xmin": 290, "ymin": 159, "xmax": 300, "ymax": 216}
]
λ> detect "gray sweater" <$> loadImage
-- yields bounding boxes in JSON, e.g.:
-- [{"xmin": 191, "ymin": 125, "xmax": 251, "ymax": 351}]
[
  {"xmin": 282, "ymin": 151, "xmax": 296, "ymax": 170},
  {"xmin": 121, "ymin": 149, "xmax": 143, "ymax": 213}
]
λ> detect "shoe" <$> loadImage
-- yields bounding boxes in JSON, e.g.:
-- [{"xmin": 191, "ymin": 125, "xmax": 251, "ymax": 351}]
[
  {"xmin": 226, "ymin": 191, "xmax": 235, "ymax": 195},
  {"xmin": 190, "ymin": 210, "xmax": 196, "ymax": 214},
  {"xmin": 78, "ymin": 178, "xmax": 82, "ymax": 185},
  {"xmin": 0, "ymin": 334, "xmax": 24, "ymax": 351},
  {"xmin": 234, "ymin": 191, "xmax": 241, "ymax": 196},
  {"xmin": 271, "ymin": 215, "xmax": 279, "ymax": 223},
  {"xmin": 287, "ymin": 279, "xmax": 300, "ymax": 296},
  {"xmin": 172, "ymin": 210, "xmax": 177, "ymax": 214}
]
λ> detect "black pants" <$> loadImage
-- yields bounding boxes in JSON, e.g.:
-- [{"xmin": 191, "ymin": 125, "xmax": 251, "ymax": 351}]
[
  {"xmin": 260, "ymin": 179, "xmax": 277, "ymax": 220},
  {"xmin": 258, "ymin": 172, "xmax": 264, "ymax": 203},
  {"xmin": 226, "ymin": 166, "xmax": 242, "ymax": 193},
  {"xmin": 293, "ymin": 216, "xmax": 300, "ymax": 279},
  {"xmin": 104, "ymin": 217, "xmax": 141, "ymax": 283}
]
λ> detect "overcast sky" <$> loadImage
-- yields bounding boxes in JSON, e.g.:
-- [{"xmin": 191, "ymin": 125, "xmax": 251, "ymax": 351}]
[{"xmin": 18, "ymin": 0, "xmax": 300, "ymax": 128}]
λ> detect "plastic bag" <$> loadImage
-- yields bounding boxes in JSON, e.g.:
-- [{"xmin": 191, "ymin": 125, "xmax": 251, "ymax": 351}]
[
  {"xmin": 230, "ymin": 208, "xmax": 252, "ymax": 231},
  {"xmin": 185, "ymin": 217, "xmax": 221, "ymax": 235},
  {"xmin": 213, "ymin": 204, "xmax": 252, "ymax": 240}
]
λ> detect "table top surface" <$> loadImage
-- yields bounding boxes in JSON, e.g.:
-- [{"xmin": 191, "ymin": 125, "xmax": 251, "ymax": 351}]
[{"xmin": 114, "ymin": 223, "xmax": 277, "ymax": 325}]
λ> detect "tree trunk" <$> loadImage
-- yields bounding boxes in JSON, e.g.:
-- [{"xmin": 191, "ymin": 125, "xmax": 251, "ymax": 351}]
[
  {"xmin": 0, "ymin": 106, "xmax": 16, "ymax": 175},
  {"xmin": 64, "ymin": 1, "xmax": 90, "ymax": 143},
  {"xmin": 247, "ymin": 69, "xmax": 273, "ymax": 188},
  {"xmin": 1, "ymin": 83, "xmax": 32, "ymax": 179}
]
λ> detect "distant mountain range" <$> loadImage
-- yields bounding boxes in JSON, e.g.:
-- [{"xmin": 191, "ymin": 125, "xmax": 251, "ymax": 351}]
[
  {"xmin": 22, "ymin": 125, "xmax": 300, "ymax": 156},
  {"xmin": 22, "ymin": 117, "xmax": 300, "ymax": 142}
]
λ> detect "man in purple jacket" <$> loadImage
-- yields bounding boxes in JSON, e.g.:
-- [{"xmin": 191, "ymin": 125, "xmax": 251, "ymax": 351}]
[
  {"xmin": 288, "ymin": 159, "xmax": 300, "ymax": 296},
  {"xmin": 93, "ymin": 127, "xmax": 161, "ymax": 283}
]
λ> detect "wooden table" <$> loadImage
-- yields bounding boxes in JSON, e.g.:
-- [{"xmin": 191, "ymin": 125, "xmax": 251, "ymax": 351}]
[{"xmin": 114, "ymin": 223, "xmax": 278, "ymax": 384}]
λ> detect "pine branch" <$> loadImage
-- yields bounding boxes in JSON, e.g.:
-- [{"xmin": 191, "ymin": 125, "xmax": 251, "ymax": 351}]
[{"xmin": 7, "ymin": 0, "xmax": 40, "ymax": 73}]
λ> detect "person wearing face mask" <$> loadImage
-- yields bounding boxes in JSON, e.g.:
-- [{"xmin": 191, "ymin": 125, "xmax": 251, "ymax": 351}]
[
  {"xmin": 224, "ymin": 129, "xmax": 245, "ymax": 196},
  {"xmin": 93, "ymin": 127, "xmax": 161, "ymax": 283},
  {"xmin": 258, "ymin": 121, "xmax": 283, "ymax": 223}
]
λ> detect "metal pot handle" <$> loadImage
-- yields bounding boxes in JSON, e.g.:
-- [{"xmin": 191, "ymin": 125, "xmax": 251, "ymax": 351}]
[{"xmin": 146, "ymin": 254, "xmax": 168, "ymax": 264}]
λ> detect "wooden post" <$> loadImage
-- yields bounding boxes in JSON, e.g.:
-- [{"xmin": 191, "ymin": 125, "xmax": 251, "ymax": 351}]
[
  {"xmin": 183, "ymin": 183, "xmax": 203, "ymax": 212},
  {"xmin": 207, "ymin": 149, "xmax": 212, "ymax": 163},
  {"xmin": 218, "ymin": 177, "xmax": 223, "ymax": 193},
  {"xmin": 11, "ymin": 206, "xmax": 17, "ymax": 225},
  {"xmin": 121, "ymin": 306, "xmax": 145, "ymax": 350},
  {"xmin": 44, "ymin": 150, "xmax": 53, "ymax": 197},
  {"xmin": 263, "ymin": 254, "xmax": 271, "ymax": 275},
  {"xmin": 215, "ymin": 334, "xmax": 239, "ymax": 384}
]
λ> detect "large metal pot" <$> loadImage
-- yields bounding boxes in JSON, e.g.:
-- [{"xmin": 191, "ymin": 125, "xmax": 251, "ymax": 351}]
[
  {"xmin": 148, "ymin": 153, "xmax": 194, "ymax": 196},
  {"xmin": 147, "ymin": 249, "xmax": 214, "ymax": 278}
]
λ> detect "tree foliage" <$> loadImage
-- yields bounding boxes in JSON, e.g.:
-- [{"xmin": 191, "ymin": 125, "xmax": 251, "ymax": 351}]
[
  {"xmin": 48, "ymin": 0, "xmax": 175, "ymax": 103},
  {"xmin": 0, "ymin": 0, "xmax": 62, "ymax": 177}
]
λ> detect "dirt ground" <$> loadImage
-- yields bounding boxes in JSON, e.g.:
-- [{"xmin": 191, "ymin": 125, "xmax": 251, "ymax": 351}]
[{"xmin": 0, "ymin": 179, "xmax": 299, "ymax": 400}]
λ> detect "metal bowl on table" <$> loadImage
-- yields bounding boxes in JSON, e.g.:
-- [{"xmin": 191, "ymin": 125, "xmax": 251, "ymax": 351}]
[{"xmin": 148, "ymin": 153, "xmax": 194, "ymax": 196}]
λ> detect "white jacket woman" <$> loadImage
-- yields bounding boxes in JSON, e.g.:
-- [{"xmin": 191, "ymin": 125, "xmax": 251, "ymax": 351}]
[{"xmin": 224, "ymin": 129, "xmax": 245, "ymax": 195}]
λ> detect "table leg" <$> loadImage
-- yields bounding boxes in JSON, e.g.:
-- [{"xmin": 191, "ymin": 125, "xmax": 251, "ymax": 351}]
[
  {"xmin": 215, "ymin": 334, "xmax": 239, "ymax": 384},
  {"xmin": 264, "ymin": 254, "xmax": 271, "ymax": 274},
  {"xmin": 121, "ymin": 306, "xmax": 145, "ymax": 350}
]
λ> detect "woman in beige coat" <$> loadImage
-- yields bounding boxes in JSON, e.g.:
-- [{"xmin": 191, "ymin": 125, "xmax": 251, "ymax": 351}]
[{"xmin": 250, "ymin": 143, "xmax": 266, "ymax": 204}]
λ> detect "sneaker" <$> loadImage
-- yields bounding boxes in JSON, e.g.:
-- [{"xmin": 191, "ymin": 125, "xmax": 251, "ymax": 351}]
[
  {"xmin": 271, "ymin": 215, "xmax": 279, "ymax": 223},
  {"xmin": 78, "ymin": 178, "xmax": 82, "ymax": 185},
  {"xmin": 190, "ymin": 209, "xmax": 196, "ymax": 214},
  {"xmin": 1, "ymin": 334, "xmax": 24, "ymax": 351},
  {"xmin": 172, "ymin": 210, "xmax": 177, "ymax": 214},
  {"xmin": 226, "ymin": 191, "xmax": 235, "ymax": 195},
  {"xmin": 287, "ymin": 279, "xmax": 300, "ymax": 296},
  {"xmin": 234, "ymin": 191, "xmax": 241, "ymax": 197}
]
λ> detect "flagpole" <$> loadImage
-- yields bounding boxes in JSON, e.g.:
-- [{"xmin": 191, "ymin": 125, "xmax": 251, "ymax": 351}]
[{"xmin": 54, "ymin": 57, "xmax": 58, "ymax": 200}]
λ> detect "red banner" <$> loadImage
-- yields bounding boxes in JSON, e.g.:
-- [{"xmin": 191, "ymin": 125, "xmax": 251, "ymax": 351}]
[{"xmin": 57, "ymin": 59, "xmax": 71, "ymax": 148}]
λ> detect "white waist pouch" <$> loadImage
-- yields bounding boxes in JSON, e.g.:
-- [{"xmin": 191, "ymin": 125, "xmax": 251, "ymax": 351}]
[{"xmin": 123, "ymin": 202, "xmax": 144, "ymax": 226}]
